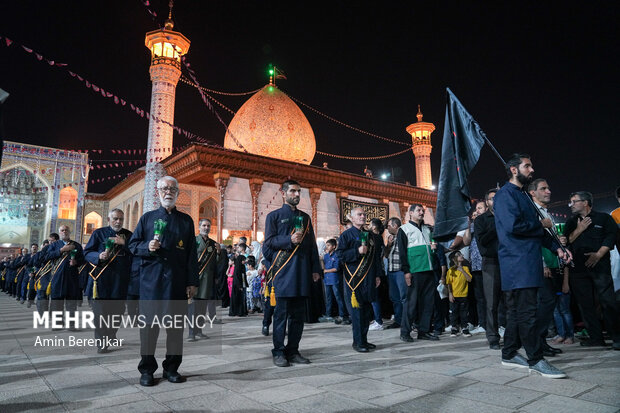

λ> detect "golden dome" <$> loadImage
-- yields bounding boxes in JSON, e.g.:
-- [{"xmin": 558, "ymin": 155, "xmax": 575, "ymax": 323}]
[{"xmin": 224, "ymin": 85, "xmax": 316, "ymax": 164}]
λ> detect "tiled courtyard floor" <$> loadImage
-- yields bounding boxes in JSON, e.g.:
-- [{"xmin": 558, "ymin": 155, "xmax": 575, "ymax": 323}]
[{"xmin": 1, "ymin": 294, "xmax": 618, "ymax": 412}]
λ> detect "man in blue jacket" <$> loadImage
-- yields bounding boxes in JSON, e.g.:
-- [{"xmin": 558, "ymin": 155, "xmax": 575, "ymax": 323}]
[
  {"xmin": 84, "ymin": 208, "xmax": 133, "ymax": 353},
  {"xmin": 263, "ymin": 179, "xmax": 321, "ymax": 367},
  {"xmin": 129, "ymin": 176, "xmax": 199, "ymax": 386},
  {"xmin": 494, "ymin": 153, "xmax": 571, "ymax": 379}
]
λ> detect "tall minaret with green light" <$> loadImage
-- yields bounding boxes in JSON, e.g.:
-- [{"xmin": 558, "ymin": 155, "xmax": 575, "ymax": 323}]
[{"xmin": 143, "ymin": 1, "xmax": 190, "ymax": 211}]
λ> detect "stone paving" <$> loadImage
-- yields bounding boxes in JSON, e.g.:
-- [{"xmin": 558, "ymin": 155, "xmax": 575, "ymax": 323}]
[{"xmin": 1, "ymin": 294, "xmax": 619, "ymax": 412}]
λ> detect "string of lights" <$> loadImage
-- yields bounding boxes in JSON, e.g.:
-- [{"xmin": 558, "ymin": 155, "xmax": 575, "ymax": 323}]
[
  {"xmin": 179, "ymin": 76, "xmax": 261, "ymax": 96},
  {"xmin": 284, "ymin": 92, "xmax": 412, "ymax": 147},
  {"xmin": 316, "ymin": 146, "xmax": 413, "ymax": 160},
  {"xmin": 1, "ymin": 34, "xmax": 413, "ymax": 163}
]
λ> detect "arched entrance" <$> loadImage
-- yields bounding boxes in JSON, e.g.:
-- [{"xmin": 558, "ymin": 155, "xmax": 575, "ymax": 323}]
[{"xmin": 199, "ymin": 198, "xmax": 218, "ymax": 239}]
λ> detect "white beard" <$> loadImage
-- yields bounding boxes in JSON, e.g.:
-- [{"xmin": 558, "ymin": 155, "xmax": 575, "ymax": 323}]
[{"xmin": 159, "ymin": 194, "xmax": 177, "ymax": 209}]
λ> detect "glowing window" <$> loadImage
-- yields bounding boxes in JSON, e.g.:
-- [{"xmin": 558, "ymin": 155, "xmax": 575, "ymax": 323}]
[{"xmin": 58, "ymin": 187, "xmax": 78, "ymax": 220}]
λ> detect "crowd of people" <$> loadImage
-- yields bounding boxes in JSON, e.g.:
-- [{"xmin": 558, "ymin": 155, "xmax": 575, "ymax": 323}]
[{"xmin": 1, "ymin": 163, "xmax": 619, "ymax": 384}]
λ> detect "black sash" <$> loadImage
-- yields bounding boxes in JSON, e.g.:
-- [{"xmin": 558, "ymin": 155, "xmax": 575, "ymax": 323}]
[{"xmin": 343, "ymin": 239, "xmax": 375, "ymax": 293}]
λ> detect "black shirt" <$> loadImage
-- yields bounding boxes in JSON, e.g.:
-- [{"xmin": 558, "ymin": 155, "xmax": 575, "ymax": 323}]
[
  {"xmin": 565, "ymin": 210, "xmax": 617, "ymax": 272},
  {"xmin": 474, "ymin": 211, "xmax": 498, "ymax": 258}
]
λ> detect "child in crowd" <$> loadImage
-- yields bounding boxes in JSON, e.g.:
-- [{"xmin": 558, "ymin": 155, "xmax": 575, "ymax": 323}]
[
  {"xmin": 226, "ymin": 257, "xmax": 235, "ymax": 297},
  {"xmin": 245, "ymin": 256, "xmax": 258, "ymax": 313},
  {"xmin": 321, "ymin": 238, "xmax": 347, "ymax": 324},
  {"xmin": 252, "ymin": 262, "xmax": 265, "ymax": 313},
  {"xmin": 446, "ymin": 251, "xmax": 472, "ymax": 337}
]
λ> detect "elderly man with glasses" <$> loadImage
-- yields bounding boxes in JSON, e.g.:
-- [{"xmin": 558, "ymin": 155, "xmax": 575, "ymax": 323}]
[
  {"xmin": 565, "ymin": 191, "xmax": 620, "ymax": 350},
  {"xmin": 129, "ymin": 176, "xmax": 199, "ymax": 386}
]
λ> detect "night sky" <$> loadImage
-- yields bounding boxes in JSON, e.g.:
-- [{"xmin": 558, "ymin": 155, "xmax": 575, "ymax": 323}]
[{"xmin": 1, "ymin": 1, "xmax": 618, "ymax": 218}]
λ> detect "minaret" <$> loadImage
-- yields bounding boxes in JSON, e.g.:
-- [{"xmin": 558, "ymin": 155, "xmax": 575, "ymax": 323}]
[
  {"xmin": 406, "ymin": 105, "xmax": 435, "ymax": 190},
  {"xmin": 143, "ymin": 2, "xmax": 190, "ymax": 212}
]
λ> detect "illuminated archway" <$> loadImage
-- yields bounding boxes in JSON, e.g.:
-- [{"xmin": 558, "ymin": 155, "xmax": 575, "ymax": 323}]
[
  {"xmin": 84, "ymin": 211, "xmax": 102, "ymax": 235},
  {"xmin": 58, "ymin": 187, "xmax": 78, "ymax": 220}
]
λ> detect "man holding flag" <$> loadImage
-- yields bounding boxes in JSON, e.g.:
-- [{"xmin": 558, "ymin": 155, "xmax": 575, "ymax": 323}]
[
  {"xmin": 494, "ymin": 154, "xmax": 571, "ymax": 378},
  {"xmin": 434, "ymin": 89, "xmax": 571, "ymax": 379}
]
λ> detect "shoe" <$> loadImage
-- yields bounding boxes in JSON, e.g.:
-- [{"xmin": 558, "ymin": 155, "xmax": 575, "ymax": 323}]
[
  {"xmin": 20, "ymin": 299, "xmax": 25, "ymax": 304},
  {"xmin": 352, "ymin": 343, "xmax": 369, "ymax": 353},
  {"xmin": 529, "ymin": 359, "xmax": 567, "ymax": 379},
  {"xmin": 580, "ymin": 339, "xmax": 606, "ymax": 347},
  {"xmin": 501, "ymin": 353, "xmax": 529, "ymax": 369},
  {"xmin": 450, "ymin": 331, "xmax": 457, "ymax": 337},
  {"xmin": 163, "ymin": 370, "xmax": 186, "ymax": 383},
  {"xmin": 363, "ymin": 342, "xmax": 376, "ymax": 350},
  {"xmin": 489, "ymin": 343, "xmax": 501, "ymax": 350},
  {"xmin": 612, "ymin": 342, "xmax": 620, "ymax": 351},
  {"xmin": 544, "ymin": 344, "xmax": 563, "ymax": 354},
  {"xmin": 563, "ymin": 337, "xmax": 574, "ymax": 345},
  {"xmin": 273, "ymin": 355, "xmax": 290, "ymax": 367},
  {"xmin": 385, "ymin": 323, "xmax": 401, "ymax": 329},
  {"xmin": 418, "ymin": 332, "xmax": 439, "ymax": 341},
  {"xmin": 368, "ymin": 321, "xmax": 384, "ymax": 331},
  {"xmin": 342, "ymin": 317, "xmax": 352, "ymax": 325},
  {"xmin": 140, "ymin": 373, "xmax": 155, "ymax": 386},
  {"xmin": 433, "ymin": 330, "xmax": 443, "ymax": 336},
  {"xmin": 195, "ymin": 332, "xmax": 209, "ymax": 339},
  {"xmin": 187, "ymin": 335, "xmax": 197, "ymax": 342},
  {"xmin": 542, "ymin": 348, "xmax": 556, "ymax": 357},
  {"xmin": 97, "ymin": 346, "xmax": 110, "ymax": 354},
  {"xmin": 470, "ymin": 326, "xmax": 486, "ymax": 334},
  {"xmin": 26, "ymin": 301, "xmax": 32, "ymax": 308},
  {"xmin": 400, "ymin": 334, "xmax": 414, "ymax": 343},
  {"xmin": 334, "ymin": 316, "xmax": 343, "ymax": 325},
  {"xmin": 261, "ymin": 326, "xmax": 269, "ymax": 336},
  {"xmin": 499, "ymin": 326, "xmax": 506, "ymax": 338},
  {"xmin": 287, "ymin": 354, "xmax": 311, "ymax": 364},
  {"xmin": 318, "ymin": 316, "xmax": 334, "ymax": 323},
  {"xmin": 462, "ymin": 330, "xmax": 472, "ymax": 338}
]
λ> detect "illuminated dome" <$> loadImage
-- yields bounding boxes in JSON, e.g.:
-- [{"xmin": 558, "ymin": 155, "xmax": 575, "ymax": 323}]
[{"xmin": 224, "ymin": 84, "xmax": 316, "ymax": 164}]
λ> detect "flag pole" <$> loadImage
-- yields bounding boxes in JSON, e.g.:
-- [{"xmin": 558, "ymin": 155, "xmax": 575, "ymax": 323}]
[{"xmin": 480, "ymin": 134, "xmax": 572, "ymax": 260}]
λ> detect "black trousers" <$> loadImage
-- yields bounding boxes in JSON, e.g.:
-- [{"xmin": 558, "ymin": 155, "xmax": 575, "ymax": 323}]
[
  {"xmin": 49, "ymin": 298, "xmax": 78, "ymax": 328},
  {"xmin": 263, "ymin": 296, "xmax": 274, "ymax": 328},
  {"xmin": 470, "ymin": 271, "xmax": 486, "ymax": 329},
  {"xmin": 126, "ymin": 294, "xmax": 139, "ymax": 318},
  {"xmin": 91, "ymin": 300, "xmax": 125, "ymax": 344},
  {"xmin": 401, "ymin": 271, "xmax": 435, "ymax": 336},
  {"xmin": 536, "ymin": 276, "xmax": 557, "ymax": 346},
  {"xmin": 502, "ymin": 287, "xmax": 542, "ymax": 365},
  {"xmin": 272, "ymin": 297, "xmax": 306, "ymax": 357},
  {"xmin": 138, "ymin": 324, "xmax": 184, "ymax": 375},
  {"xmin": 27, "ymin": 278, "xmax": 37, "ymax": 302},
  {"xmin": 138, "ymin": 301, "xmax": 187, "ymax": 375},
  {"xmin": 482, "ymin": 257, "xmax": 503, "ymax": 345},
  {"xmin": 187, "ymin": 298, "xmax": 217, "ymax": 336},
  {"xmin": 450, "ymin": 297, "xmax": 469, "ymax": 329},
  {"xmin": 570, "ymin": 268, "xmax": 620, "ymax": 343},
  {"xmin": 344, "ymin": 286, "xmax": 372, "ymax": 346}
]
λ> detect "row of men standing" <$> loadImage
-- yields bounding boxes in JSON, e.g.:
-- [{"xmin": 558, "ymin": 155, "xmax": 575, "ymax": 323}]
[{"xmin": 0, "ymin": 175, "xmax": 221, "ymax": 387}]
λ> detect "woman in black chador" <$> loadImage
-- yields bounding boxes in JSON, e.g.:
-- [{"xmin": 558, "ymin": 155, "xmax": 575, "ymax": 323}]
[{"xmin": 229, "ymin": 255, "xmax": 248, "ymax": 316}]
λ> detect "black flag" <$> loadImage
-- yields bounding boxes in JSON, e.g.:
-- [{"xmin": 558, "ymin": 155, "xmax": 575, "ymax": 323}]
[{"xmin": 433, "ymin": 88, "xmax": 486, "ymax": 241}]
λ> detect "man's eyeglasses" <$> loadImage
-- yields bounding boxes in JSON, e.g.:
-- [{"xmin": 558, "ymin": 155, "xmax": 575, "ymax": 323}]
[
  {"xmin": 158, "ymin": 186, "xmax": 179, "ymax": 194},
  {"xmin": 568, "ymin": 199, "xmax": 585, "ymax": 207}
]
